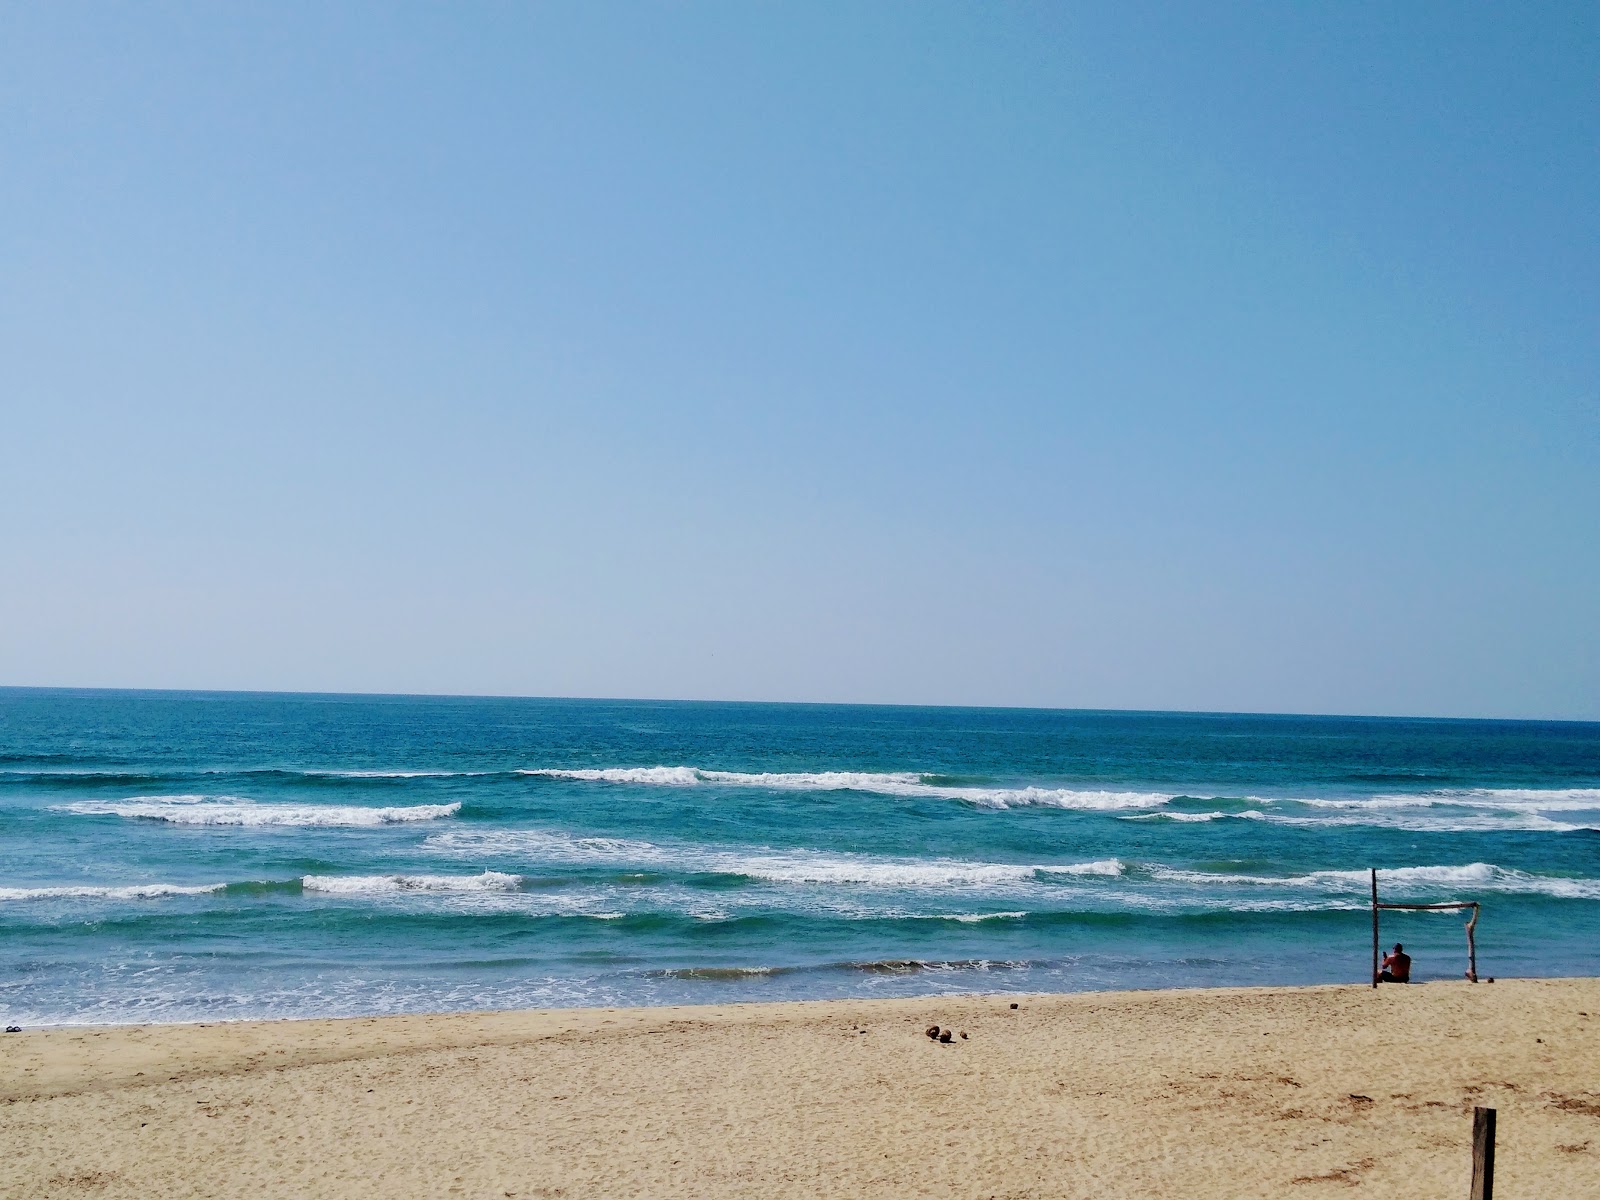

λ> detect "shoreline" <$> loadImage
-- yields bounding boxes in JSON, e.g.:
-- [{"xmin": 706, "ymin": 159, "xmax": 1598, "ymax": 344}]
[
  {"xmin": 6, "ymin": 968, "xmax": 1589, "ymax": 1033},
  {"xmin": 7, "ymin": 978, "xmax": 1599, "ymax": 1198}
]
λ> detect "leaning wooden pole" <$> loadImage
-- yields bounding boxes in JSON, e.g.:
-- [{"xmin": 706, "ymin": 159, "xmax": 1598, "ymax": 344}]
[
  {"xmin": 1470, "ymin": 1106, "xmax": 1496, "ymax": 1200},
  {"xmin": 1465, "ymin": 902, "xmax": 1480, "ymax": 983},
  {"xmin": 1370, "ymin": 868, "xmax": 1379, "ymax": 988}
]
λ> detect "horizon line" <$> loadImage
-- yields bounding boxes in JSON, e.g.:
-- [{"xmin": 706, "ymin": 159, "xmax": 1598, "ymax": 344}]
[{"xmin": 1, "ymin": 683, "xmax": 1594, "ymax": 727}]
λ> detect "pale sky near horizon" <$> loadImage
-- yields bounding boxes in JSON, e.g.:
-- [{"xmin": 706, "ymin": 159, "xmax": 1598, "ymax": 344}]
[{"xmin": 2, "ymin": 3, "xmax": 1596, "ymax": 719}]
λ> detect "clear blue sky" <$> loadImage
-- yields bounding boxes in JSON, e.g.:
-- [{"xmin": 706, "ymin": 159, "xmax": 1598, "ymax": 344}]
[{"xmin": 2, "ymin": 3, "xmax": 1595, "ymax": 718}]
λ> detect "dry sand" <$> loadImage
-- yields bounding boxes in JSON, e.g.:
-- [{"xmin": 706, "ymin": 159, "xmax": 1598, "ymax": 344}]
[{"xmin": 4, "ymin": 978, "xmax": 1599, "ymax": 1198}]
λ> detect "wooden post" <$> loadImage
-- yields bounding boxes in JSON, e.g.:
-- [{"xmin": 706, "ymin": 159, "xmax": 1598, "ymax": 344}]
[
  {"xmin": 1370, "ymin": 868, "xmax": 1379, "ymax": 988},
  {"xmin": 1470, "ymin": 1106, "xmax": 1495, "ymax": 1200},
  {"xmin": 1465, "ymin": 903, "xmax": 1479, "ymax": 983}
]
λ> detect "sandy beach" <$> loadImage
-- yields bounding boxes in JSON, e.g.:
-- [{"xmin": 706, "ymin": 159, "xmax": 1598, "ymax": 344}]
[{"xmin": 3, "ymin": 978, "xmax": 1598, "ymax": 1198}]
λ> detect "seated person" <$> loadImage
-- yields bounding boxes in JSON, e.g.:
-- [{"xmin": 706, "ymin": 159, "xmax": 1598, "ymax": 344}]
[{"xmin": 1377, "ymin": 943, "xmax": 1411, "ymax": 983}]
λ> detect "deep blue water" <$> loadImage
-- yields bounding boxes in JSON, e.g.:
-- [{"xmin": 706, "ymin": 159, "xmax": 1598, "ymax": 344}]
[{"xmin": 2, "ymin": 688, "xmax": 1597, "ymax": 1025}]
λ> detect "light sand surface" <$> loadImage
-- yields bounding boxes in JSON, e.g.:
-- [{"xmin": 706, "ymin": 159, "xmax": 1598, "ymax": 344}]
[{"xmin": 4, "ymin": 978, "xmax": 1599, "ymax": 1198}]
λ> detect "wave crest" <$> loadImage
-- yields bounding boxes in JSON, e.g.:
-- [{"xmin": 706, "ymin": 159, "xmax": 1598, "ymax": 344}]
[
  {"xmin": 302, "ymin": 872, "xmax": 522, "ymax": 895},
  {"xmin": 0, "ymin": 882, "xmax": 226, "ymax": 901},
  {"xmin": 425, "ymin": 828, "xmax": 1128, "ymax": 889},
  {"xmin": 59, "ymin": 796, "xmax": 462, "ymax": 827},
  {"xmin": 1148, "ymin": 862, "xmax": 1600, "ymax": 900},
  {"xmin": 521, "ymin": 766, "xmax": 1170, "ymax": 811}
]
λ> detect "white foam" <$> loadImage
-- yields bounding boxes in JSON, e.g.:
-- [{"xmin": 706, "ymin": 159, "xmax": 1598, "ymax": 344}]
[
  {"xmin": 952, "ymin": 786, "xmax": 1171, "ymax": 811},
  {"xmin": 1146, "ymin": 862, "xmax": 1600, "ymax": 900},
  {"xmin": 1121, "ymin": 810, "xmax": 1268, "ymax": 823},
  {"xmin": 1124, "ymin": 792, "xmax": 1597, "ymax": 832},
  {"xmin": 1039, "ymin": 858, "xmax": 1128, "ymax": 877},
  {"xmin": 730, "ymin": 854, "xmax": 1037, "ymax": 888},
  {"xmin": 306, "ymin": 769, "xmax": 468, "ymax": 779},
  {"xmin": 426, "ymin": 825, "xmax": 1600, "ymax": 902},
  {"xmin": 425, "ymin": 828, "xmax": 675, "ymax": 863},
  {"xmin": 60, "ymin": 797, "xmax": 461, "ymax": 827},
  {"xmin": 516, "ymin": 766, "xmax": 1600, "ymax": 829},
  {"xmin": 1257, "ymin": 810, "xmax": 1590, "ymax": 834},
  {"xmin": 302, "ymin": 872, "xmax": 522, "ymax": 895},
  {"xmin": 523, "ymin": 766, "xmax": 717, "ymax": 787},
  {"xmin": 425, "ymin": 827, "xmax": 1125, "ymax": 890},
  {"xmin": 1209, "ymin": 899, "xmax": 1372, "ymax": 914},
  {"xmin": 1299, "ymin": 788, "xmax": 1600, "ymax": 813},
  {"xmin": 521, "ymin": 766, "xmax": 1171, "ymax": 810},
  {"xmin": 939, "ymin": 911, "xmax": 1029, "ymax": 923},
  {"xmin": 0, "ymin": 882, "xmax": 226, "ymax": 902},
  {"xmin": 1132, "ymin": 790, "xmax": 1600, "ymax": 831}
]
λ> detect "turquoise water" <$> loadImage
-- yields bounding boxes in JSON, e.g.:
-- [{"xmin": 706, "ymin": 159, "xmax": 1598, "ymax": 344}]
[{"xmin": 2, "ymin": 689, "xmax": 1597, "ymax": 1025}]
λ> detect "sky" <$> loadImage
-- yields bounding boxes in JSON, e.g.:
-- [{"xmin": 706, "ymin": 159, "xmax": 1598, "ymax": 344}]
[{"xmin": 1, "ymin": 3, "xmax": 1596, "ymax": 719}]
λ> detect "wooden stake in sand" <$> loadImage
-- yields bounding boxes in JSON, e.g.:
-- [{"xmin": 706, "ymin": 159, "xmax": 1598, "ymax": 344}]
[
  {"xmin": 1371, "ymin": 868, "xmax": 1379, "ymax": 989},
  {"xmin": 1470, "ymin": 1105, "xmax": 1496, "ymax": 1200}
]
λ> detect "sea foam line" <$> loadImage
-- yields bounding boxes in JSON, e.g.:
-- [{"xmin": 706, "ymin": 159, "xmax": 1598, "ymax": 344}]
[
  {"xmin": 1118, "ymin": 809, "xmax": 1589, "ymax": 833},
  {"xmin": 302, "ymin": 871, "xmax": 522, "ymax": 895},
  {"xmin": 58, "ymin": 796, "xmax": 462, "ymax": 827},
  {"xmin": 518, "ymin": 766, "xmax": 1600, "ymax": 818},
  {"xmin": 0, "ymin": 882, "xmax": 227, "ymax": 902},
  {"xmin": 520, "ymin": 767, "xmax": 1170, "ymax": 811},
  {"xmin": 1293, "ymin": 788, "xmax": 1600, "ymax": 815},
  {"xmin": 425, "ymin": 828, "xmax": 1600, "ymax": 902},
  {"xmin": 1147, "ymin": 862, "xmax": 1600, "ymax": 901},
  {"xmin": 1121, "ymin": 811, "xmax": 1270, "ymax": 823},
  {"xmin": 728, "ymin": 854, "xmax": 1126, "ymax": 888},
  {"xmin": 423, "ymin": 827, "xmax": 1129, "ymax": 889}
]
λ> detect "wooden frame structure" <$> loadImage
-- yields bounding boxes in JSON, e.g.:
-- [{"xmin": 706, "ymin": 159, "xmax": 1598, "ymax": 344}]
[{"xmin": 1369, "ymin": 867, "xmax": 1480, "ymax": 987}]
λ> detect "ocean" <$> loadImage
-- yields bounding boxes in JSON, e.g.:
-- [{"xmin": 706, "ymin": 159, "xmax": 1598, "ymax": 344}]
[{"xmin": 2, "ymin": 689, "xmax": 1597, "ymax": 1026}]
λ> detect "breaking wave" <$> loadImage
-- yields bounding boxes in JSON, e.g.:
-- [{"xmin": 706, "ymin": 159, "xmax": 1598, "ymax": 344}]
[
  {"xmin": 0, "ymin": 882, "xmax": 226, "ymax": 902},
  {"xmin": 424, "ymin": 827, "xmax": 1129, "ymax": 889},
  {"xmin": 1147, "ymin": 862, "xmax": 1600, "ymax": 901},
  {"xmin": 516, "ymin": 768, "xmax": 1600, "ymax": 829},
  {"xmin": 935, "ymin": 911, "xmax": 1030, "ymax": 923},
  {"xmin": 423, "ymin": 827, "xmax": 1600, "ymax": 903},
  {"xmin": 1322, "ymin": 788, "xmax": 1600, "ymax": 811},
  {"xmin": 1121, "ymin": 810, "xmax": 1270, "ymax": 824},
  {"xmin": 302, "ymin": 871, "xmax": 523, "ymax": 895},
  {"xmin": 58, "ymin": 795, "xmax": 462, "ymax": 827},
  {"xmin": 521, "ymin": 767, "xmax": 1170, "ymax": 810}
]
